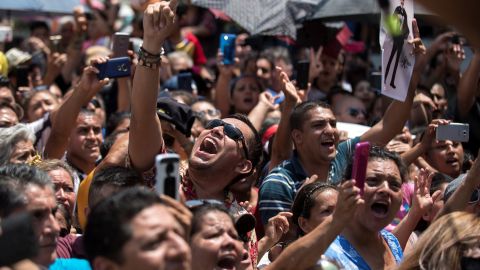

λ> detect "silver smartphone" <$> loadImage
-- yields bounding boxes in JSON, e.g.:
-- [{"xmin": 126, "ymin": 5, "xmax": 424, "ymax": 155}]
[
  {"xmin": 155, "ymin": 153, "xmax": 180, "ymax": 200},
  {"xmin": 112, "ymin": 32, "xmax": 130, "ymax": 57},
  {"xmin": 436, "ymin": 123, "xmax": 469, "ymax": 142}
]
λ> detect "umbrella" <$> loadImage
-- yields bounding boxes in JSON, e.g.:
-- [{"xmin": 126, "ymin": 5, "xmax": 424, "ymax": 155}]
[
  {"xmin": 310, "ymin": 0, "xmax": 436, "ymax": 22},
  {"xmin": 0, "ymin": 0, "xmax": 80, "ymax": 17},
  {"xmin": 191, "ymin": 0, "xmax": 325, "ymax": 39}
]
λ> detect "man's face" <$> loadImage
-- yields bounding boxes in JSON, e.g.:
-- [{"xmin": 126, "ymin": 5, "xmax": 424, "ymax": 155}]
[
  {"xmin": 189, "ymin": 118, "xmax": 252, "ymax": 190},
  {"xmin": 354, "ymin": 158, "xmax": 403, "ymax": 232},
  {"xmin": 9, "ymin": 139, "xmax": 35, "ymax": 164},
  {"xmin": 316, "ymin": 54, "xmax": 340, "ymax": 86},
  {"xmin": 256, "ymin": 58, "xmax": 273, "ymax": 88},
  {"xmin": 47, "ymin": 169, "xmax": 76, "ymax": 215},
  {"xmin": 117, "ymin": 204, "xmax": 191, "ymax": 270},
  {"xmin": 0, "ymin": 87, "xmax": 16, "ymax": 107},
  {"xmin": 27, "ymin": 91, "xmax": 59, "ymax": 122},
  {"xmin": 292, "ymin": 107, "xmax": 339, "ymax": 164},
  {"xmin": 67, "ymin": 113, "xmax": 103, "ymax": 165},
  {"xmin": 335, "ymin": 96, "xmax": 368, "ymax": 125},
  {"xmin": 25, "ymin": 185, "xmax": 60, "ymax": 266},
  {"xmin": 426, "ymin": 140, "xmax": 464, "ymax": 178},
  {"xmin": 0, "ymin": 107, "xmax": 19, "ymax": 127}
]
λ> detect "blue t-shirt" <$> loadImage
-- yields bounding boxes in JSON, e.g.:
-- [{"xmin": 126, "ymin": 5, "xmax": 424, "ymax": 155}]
[{"xmin": 323, "ymin": 230, "xmax": 403, "ymax": 270}]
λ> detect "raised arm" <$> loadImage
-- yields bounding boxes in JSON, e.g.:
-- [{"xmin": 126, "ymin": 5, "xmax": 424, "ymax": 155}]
[
  {"xmin": 214, "ymin": 52, "xmax": 236, "ymax": 117},
  {"xmin": 248, "ymin": 92, "xmax": 278, "ymax": 132},
  {"xmin": 265, "ymin": 180, "xmax": 362, "ymax": 270},
  {"xmin": 128, "ymin": 0, "xmax": 177, "ymax": 172},
  {"xmin": 457, "ymin": 50, "xmax": 480, "ymax": 118},
  {"xmin": 361, "ymin": 19, "xmax": 427, "ymax": 146},
  {"xmin": 268, "ymin": 67, "xmax": 302, "ymax": 171},
  {"xmin": 44, "ymin": 59, "xmax": 109, "ymax": 159}
]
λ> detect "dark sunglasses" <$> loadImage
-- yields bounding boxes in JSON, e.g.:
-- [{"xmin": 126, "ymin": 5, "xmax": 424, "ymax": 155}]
[
  {"xmin": 348, "ymin": 108, "xmax": 367, "ymax": 118},
  {"xmin": 468, "ymin": 188, "xmax": 480, "ymax": 204},
  {"xmin": 205, "ymin": 119, "xmax": 249, "ymax": 160}
]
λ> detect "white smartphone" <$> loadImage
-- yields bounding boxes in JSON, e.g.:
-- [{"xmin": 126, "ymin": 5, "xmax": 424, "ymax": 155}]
[
  {"xmin": 0, "ymin": 26, "xmax": 12, "ymax": 43},
  {"xmin": 436, "ymin": 123, "xmax": 469, "ymax": 142},
  {"xmin": 155, "ymin": 153, "xmax": 180, "ymax": 200}
]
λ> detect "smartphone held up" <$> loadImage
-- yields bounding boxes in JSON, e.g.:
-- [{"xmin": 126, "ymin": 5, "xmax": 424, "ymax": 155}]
[
  {"xmin": 155, "ymin": 153, "xmax": 180, "ymax": 200},
  {"xmin": 352, "ymin": 141, "xmax": 370, "ymax": 195},
  {"xmin": 220, "ymin": 33, "xmax": 236, "ymax": 65}
]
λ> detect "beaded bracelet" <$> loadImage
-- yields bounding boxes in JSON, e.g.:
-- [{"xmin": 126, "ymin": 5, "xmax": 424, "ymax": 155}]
[{"xmin": 137, "ymin": 46, "xmax": 164, "ymax": 69}]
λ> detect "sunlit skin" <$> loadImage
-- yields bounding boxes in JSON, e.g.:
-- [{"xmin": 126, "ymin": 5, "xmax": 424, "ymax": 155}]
[
  {"xmin": 190, "ymin": 211, "xmax": 243, "ymax": 270},
  {"xmin": 25, "ymin": 185, "xmax": 60, "ymax": 267},
  {"xmin": 231, "ymin": 77, "xmax": 261, "ymax": 114},
  {"xmin": 0, "ymin": 107, "xmax": 19, "ymax": 127},
  {"xmin": 9, "ymin": 139, "xmax": 35, "ymax": 164},
  {"xmin": 425, "ymin": 140, "xmax": 464, "ymax": 178},
  {"xmin": 47, "ymin": 169, "xmax": 76, "ymax": 215},
  {"xmin": 27, "ymin": 91, "xmax": 59, "ymax": 122}
]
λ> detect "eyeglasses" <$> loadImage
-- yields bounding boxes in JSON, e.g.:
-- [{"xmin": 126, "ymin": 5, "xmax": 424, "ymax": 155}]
[
  {"xmin": 195, "ymin": 109, "xmax": 220, "ymax": 119},
  {"xmin": 205, "ymin": 119, "xmax": 249, "ymax": 160},
  {"xmin": 468, "ymin": 188, "xmax": 480, "ymax": 204},
  {"xmin": 348, "ymin": 108, "xmax": 367, "ymax": 118},
  {"xmin": 185, "ymin": 199, "xmax": 224, "ymax": 209}
]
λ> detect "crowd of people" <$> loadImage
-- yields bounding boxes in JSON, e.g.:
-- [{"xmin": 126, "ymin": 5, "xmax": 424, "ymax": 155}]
[{"xmin": 0, "ymin": 0, "xmax": 479, "ymax": 269}]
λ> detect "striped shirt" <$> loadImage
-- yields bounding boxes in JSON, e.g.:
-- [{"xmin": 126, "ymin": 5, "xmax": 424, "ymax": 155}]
[{"xmin": 259, "ymin": 137, "xmax": 360, "ymax": 224}]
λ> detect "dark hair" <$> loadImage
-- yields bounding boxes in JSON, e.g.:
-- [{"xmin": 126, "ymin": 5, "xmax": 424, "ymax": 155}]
[
  {"xmin": 229, "ymin": 74, "xmax": 264, "ymax": 95},
  {"xmin": 106, "ymin": 111, "xmax": 130, "ymax": 137},
  {"xmin": 226, "ymin": 113, "xmax": 263, "ymax": 171},
  {"xmin": 289, "ymin": 101, "xmax": 332, "ymax": 131},
  {"xmin": 291, "ymin": 182, "xmax": 338, "ymax": 235},
  {"xmin": 0, "ymin": 178, "xmax": 27, "ymax": 218},
  {"xmin": 56, "ymin": 203, "xmax": 72, "ymax": 237},
  {"xmin": 88, "ymin": 166, "xmax": 143, "ymax": 208},
  {"xmin": 84, "ymin": 187, "xmax": 163, "ymax": 263},
  {"xmin": 0, "ymin": 164, "xmax": 53, "ymax": 188},
  {"xmin": 100, "ymin": 129, "xmax": 128, "ymax": 158},
  {"xmin": 29, "ymin": 21, "xmax": 49, "ymax": 33},
  {"xmin": 344, "ymin": 146, "xmax": 407, "ymax": 183},
  {"xmin": 190, "ymin": 203, "xmax": 233, "ymax": 238}
]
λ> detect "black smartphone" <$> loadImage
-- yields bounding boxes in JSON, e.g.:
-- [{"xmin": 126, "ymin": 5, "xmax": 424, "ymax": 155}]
[
  {"xmin": 95, "ymin": 57, "xmax": 131, "ymax": 80},
  {"xmin": 49, "ymin": 35, "xmax": 62, "ymax": 53},
  {"xmin": 16, "ymin": 66, "xmax": 30, "ymax": 88},
  {"xmin": 451, "ymin": 34, "xmax": 461, "ymax": 45},
  {"xmin": 112, "ymin": 32, "xmax": 130, "ymax": 57},
  {"xmin": 296, "ymin": 60, "xmax": 310, "ymax": 89},
  {"xmin": 155, "ymin": 153, "xmax": 180, "ymax": 200},
  {"xmin": 177, "ymin": 72, "xmax": 193, "ymax": 92}
]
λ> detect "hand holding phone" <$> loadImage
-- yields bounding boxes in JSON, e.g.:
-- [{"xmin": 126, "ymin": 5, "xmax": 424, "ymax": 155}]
[
  {"xmin": 155, "ymin": 153, "xmax": 180, "ymax": 200},
  {"xmin": 436, "ymin": 123, "xmax": 469, "ymax": 142},
  {"xmin": 352, "ymin": 142, "xmax": 370, "ymax": 195},
  {"xmin": 95, "ymin": 57, "xmax": 131, "ymax": 80},
  {"xmin": 220, "ymin": 33, "xmax": 236, "ymax": 65}
]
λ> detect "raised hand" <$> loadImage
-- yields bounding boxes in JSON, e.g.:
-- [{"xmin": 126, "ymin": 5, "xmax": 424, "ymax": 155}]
[
  {"xmin": 76, "ymin": 57, "xmax": 110, "ymax": 101},
  {"xmin": 419, "ymin": 119, "xmax": 450, "ymax": 148},
  {"xmin": 411, "ymin": 168, "xmax": 441, "ymax": 215},
  {"xmin": 264, "ymin": 212, "xmax": 292, "ymax": 246},
  {"xmin": 276, "ymin": 66, "xmax": 301, "ymax": 106},
  {"xmin": 258, "ymin": 91, "xmax": 279, "ymax": 111},
  {"xmin": 142, "ymin": 0, "xmax": 178, "ymax": 54},
  {"xmin": 309, "ymin": 47, "xmax": 323, "ymax": 83},
  {"xmin": 332, "ymin": 180, "xmax": 363, "ymax": 223},
  {"xmin": 408, "ymin": 19, "xmax": 426, "ymax": 56}
]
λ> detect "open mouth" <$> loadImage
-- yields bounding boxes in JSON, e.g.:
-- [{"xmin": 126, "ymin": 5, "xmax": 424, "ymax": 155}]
[
  {"xmin": 320, "ymin": 139, "xmax": 335, "ymax": 149},
  {"xmin": 216, "ymin": 255, "xmax": 237, "ymax": 270},
  {"xmin": 371, "ymin": 201, "xmax": 389, "ymax": 218},
  {"xmin": 446, "ymin": 157, "xmax": 459, "ymax": 166},
  {"xmin": 199, "ymin": 137, "xmax": 218, "ymax": 155}
]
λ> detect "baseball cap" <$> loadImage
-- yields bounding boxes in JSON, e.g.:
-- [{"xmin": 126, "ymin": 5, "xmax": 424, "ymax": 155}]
[{"xmin": 5, "ymin": 48, "xmax": 31, "ymax": 69}]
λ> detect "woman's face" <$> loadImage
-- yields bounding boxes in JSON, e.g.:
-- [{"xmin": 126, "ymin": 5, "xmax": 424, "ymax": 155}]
[
  {"xmin": 27, "ymin": 91, "xmax": 59, "ymax": 122},
  {"xmin": 190, "ymin": 211, "xmax": 243, "ymax": 270},
  {"xmin": 300, "ymin": 189, "xmax": 338, "ymax": 234},
  {"xmin": 231, "ymin": 77, "xmax": 260, "ymax": 114},
  {"xmin": 426, "ymin": 140, "xmax": 464, "ymax": 178}
]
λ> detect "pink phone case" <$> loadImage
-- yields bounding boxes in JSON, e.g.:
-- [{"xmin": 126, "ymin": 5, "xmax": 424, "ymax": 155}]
[{"xmin": 352, "ymin": 141, "xmax": 370, "ymax": 194}]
